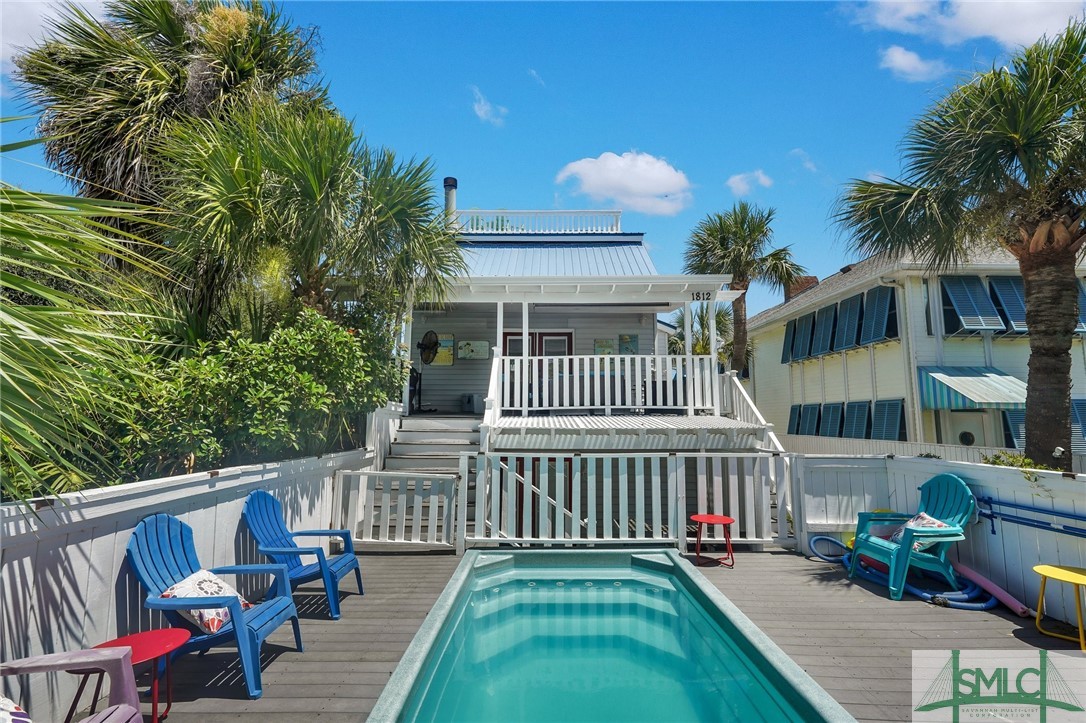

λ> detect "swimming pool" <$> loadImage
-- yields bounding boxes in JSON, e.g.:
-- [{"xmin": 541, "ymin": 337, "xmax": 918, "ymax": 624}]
[{"xmin": 370, "ymin": 549, "xmax": 853, "ymax": 722}]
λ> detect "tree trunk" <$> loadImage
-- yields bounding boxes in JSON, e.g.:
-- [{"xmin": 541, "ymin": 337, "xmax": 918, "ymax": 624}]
[
  {"xmin": 1020, "ymin": 249, "xmax": 1079, "ymax": 471},
  {"xmin": 730, "ymin": 290, "xmax": 748, "ymax": 374}
]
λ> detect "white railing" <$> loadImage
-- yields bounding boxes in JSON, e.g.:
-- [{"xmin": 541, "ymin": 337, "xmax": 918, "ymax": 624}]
[
  {"xmin": 457, "ymin": 209, "xmax": 622, "ymax": 234},
  {"xmin": 1, "ymin": 448, "xmax": 373, "ymax": 722},
  {"xmin": 789, "ymin": 455, "xmax": 1086, "ymax": 626},
  {"xmin": 365, "ymin": 402, "xmax": 402, "ymax": 471},
  {"xmin": 338, "ymin": 470, "xmax": 457, "ymax": 546},
  {"xmin": 499, "ymin": 354, "xmax": 719, "ymax": 415},
  {"xmin": 458, "ymin": 452, "xmax": 788, "ymax": 551},
  {"xmin": 479, "ymin": 347, "xmax": 502, "ymax": 454},
  {"xmin": 727, "ymin": 372, "xmax": 784, "ymax": 451}
]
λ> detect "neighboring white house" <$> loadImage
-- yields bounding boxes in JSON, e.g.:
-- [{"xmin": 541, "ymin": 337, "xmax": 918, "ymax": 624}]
[
  {"xmin": 399, "ymin": 179, "xmax": 774, "ymax": 454},
  {"xmin": 745, "ymin": 249, "xmax": 1086, "ymax": 453}
]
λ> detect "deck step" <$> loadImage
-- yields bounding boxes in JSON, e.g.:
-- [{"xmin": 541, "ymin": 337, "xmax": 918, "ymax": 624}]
[
  {"xmin": 399, "ymin": 416, "xmax": 481, "ymax": 432},
  {"xmin": 390, "ymin": 441, "xmax": 478, "ymax": 456},
  {"xmin": 394, "ymin": 430, "xmax": 480, "ymax": 444}
]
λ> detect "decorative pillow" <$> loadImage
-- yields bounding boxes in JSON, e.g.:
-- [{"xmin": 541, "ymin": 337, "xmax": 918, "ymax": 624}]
[
  {"xmin": 160, "ymin": 570, "xmax": 253, "ymax": 635},
  {"xmin": 0, "ymin": 696, "xmax": 32, "ymax": 723},
  {"xmin": 890, "ymin": 512, "xmax": 950, "ymax": 551}
]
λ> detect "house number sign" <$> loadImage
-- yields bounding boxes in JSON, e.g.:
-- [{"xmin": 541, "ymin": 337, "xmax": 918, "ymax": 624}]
[{"xmin": 690, "ymin": 291, "xmax": 713, "ymax": 301}]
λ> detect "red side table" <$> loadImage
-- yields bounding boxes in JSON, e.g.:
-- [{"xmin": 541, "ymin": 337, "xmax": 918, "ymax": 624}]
[
  {"xmin": 691, "ymin": 513, "xmax": 736, "ymax": 568},
  {"xmin": 66, "ymin": 628, "xmax": 191, "ymax": 723}
]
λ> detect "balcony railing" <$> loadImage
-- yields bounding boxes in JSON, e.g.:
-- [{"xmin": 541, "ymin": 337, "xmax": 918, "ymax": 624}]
[
  {"xmin": 456, "ymin": 210, "xmax": 622, "ymax": 235},
  {"xmin": 498, "ymin": 354, "xmax": 720, "ymax": 415}
]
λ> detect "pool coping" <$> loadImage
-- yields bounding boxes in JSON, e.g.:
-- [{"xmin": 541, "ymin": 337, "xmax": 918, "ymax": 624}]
[{"xmin": 368, "ymin": 549, "xmax": 856, "ymax": 722}]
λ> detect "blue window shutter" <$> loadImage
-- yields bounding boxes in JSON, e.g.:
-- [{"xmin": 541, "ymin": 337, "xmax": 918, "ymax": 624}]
[
  {"xmin": 1002, "ymin": 410, "xmax": 1025, "ymax": 450},
  {"xmin": 871, "ymin": 399, "xmax": 905, "ymax": 441},
  {"xmin": 842, "ymin": 401, "xmax": 871, "ymax": 438},
  {"xmin": 787, "ymin": 404, "xmax": 802, "ymax": 434},
  {"xmin": 833, "ymin": 294, "xmax": 863, "ymax": 351},
  {"xmin": 781, "ymin": 320, "xmax": 796, "ymax": 364},
  {"xmin": 792, "ymin": 313, "xmax": 815, "ymax": 361},
  {"xmin": 1077, "ymin": 281, "xmax": 1086, "ymax": 333},
  {"xmin": 810, "ymin": 305, "xmax": 837, "ymax": 356},
  {"xmin": 1071, "ymin": 400, "xmax": 1086, "ymax": 454},
  {"xmin": 859, "ymin": 286, "xmax": 894, "ymax": 344},
  {"xmin": 819, "ymin": 403, "xmax": 844, "ymax": 437},
  {"xmin": 799, "ymin": 403, "xmax": 821, "ymax": 435},
  {"xmin": 941, "ymin": 276, "xmax": 1006, "ymax": 332},
  {"xmin": 989, "ymin": 277, "xmax": 1027, "ymax": 332}
]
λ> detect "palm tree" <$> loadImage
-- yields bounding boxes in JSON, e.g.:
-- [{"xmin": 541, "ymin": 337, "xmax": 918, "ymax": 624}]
[
  {"xmin": 668, "ymin": 303, "xmax": 735, "ymax": 364},
  {"xmin": 1, "ymin": 130, "xmax": 166, "ymax": 501},
  {"xmin": 835, "ymin": 20, "xmax": 1086, "ymax": 470},
  {"xmin": 684, "ymin": 202, "xmax": 805, "ymax": 374},
  {"xmin": 15, "ymin": 0, "xmax": 319, "ymax": 206}
]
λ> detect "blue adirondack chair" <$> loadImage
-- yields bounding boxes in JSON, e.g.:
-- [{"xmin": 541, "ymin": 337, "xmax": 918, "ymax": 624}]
[
  {"xmin": 848, "ymin": 473, "xmax": 976, "ymax": 601},
  {"xmin": 242, "ymin": 490, "xmax": 363, "ymax": 620},
  {"xmin": 125, "ymin": 513, "xmax": 303, "ymax": 699}
]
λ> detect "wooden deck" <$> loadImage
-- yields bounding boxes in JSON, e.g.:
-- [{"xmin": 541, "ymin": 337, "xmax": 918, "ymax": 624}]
[{"xmin": 156, "ymin": 547, "xmax": 1076, "ymax": 723}]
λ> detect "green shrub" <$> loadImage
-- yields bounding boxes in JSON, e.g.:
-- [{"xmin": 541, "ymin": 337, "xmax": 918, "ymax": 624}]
[
  {"xmin": 106, "ymin": 310, "xmax": 385, "ymax": 479},
  {"xmin": 980, "ymin": 451, "xmax": 1055, "ymax": 471}
]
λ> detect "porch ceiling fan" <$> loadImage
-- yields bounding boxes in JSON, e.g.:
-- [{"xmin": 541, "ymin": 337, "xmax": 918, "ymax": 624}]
[{"xmin": 411, "ymin": 330, "xmax": 440, "ymax": 412}]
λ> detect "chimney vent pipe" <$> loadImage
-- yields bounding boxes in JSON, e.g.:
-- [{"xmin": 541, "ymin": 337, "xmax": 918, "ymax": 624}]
[{"xmin": 443, "ymin": 177, "xmax": 457, "ymax": 216}]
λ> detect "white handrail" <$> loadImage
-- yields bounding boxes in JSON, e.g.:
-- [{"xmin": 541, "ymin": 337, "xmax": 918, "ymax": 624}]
[
  {"xmin": 724, "ymin": 371, "xmax": 784, "ymax": 452},
  {"xmin": 457, "ymin": 209, "xmax": 622, "ymax": 234},
  {"xmin": 479, "ymin": 347, "xmax": 502, "ymax": 454},
  {"xmin": 499, "ymin": 354, "xmax": 719, "ymax": 415}
]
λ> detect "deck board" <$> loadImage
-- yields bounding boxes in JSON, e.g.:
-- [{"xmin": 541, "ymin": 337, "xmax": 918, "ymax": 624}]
[{"xmin": 160, "ymin": 546, "xmax": 1075, "ymax": 722}]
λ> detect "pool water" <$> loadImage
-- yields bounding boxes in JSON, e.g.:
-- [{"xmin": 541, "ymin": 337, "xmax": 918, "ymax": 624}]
[{"xmin": 385, "ymin": 552, "xmax": 850, "ymax": 723}]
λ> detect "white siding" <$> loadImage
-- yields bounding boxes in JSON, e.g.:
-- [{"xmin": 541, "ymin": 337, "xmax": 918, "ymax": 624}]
[{"xmin": 410, "ymin": 305, "xmax": 655, "ymax": 413}]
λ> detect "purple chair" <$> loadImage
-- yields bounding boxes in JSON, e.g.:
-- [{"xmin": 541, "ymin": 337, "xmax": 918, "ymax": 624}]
[{"xmin": 1, "ymin": 647, "xmax": 140, "ymax": 722}]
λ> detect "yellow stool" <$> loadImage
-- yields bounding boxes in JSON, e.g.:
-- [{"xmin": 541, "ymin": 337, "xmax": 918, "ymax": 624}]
[{"xmin": 1033, "ymin": 564, "xmax": 1086, "ymax": 651}]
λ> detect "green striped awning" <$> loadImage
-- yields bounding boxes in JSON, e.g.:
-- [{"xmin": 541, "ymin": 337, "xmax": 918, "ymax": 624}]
[{"xmin": 917, "ymin": 367, "xmax": 1027, "ymax": 410}]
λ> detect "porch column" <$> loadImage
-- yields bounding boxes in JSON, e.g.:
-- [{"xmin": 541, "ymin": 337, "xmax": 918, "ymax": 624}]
[
  {"xmin": 684, "ymin": 301, "xmax": 694, "ymax": 415},
  {"xmin": 522, "ymin": 301, "xmax": 530, "ymax": 416},
  {"xmin": 707, "ymin": 299, "xmax": 719, "ymax": 413},
  {"xmin": 496, "ymin": 302, "xmax": 504, "ymax": 352},
  {"xmin": 496, "ymin": 301, "xmax": 504, "ymax": 414},
  {"xmin": 401, "ymin": 302, "xmax": 414, "ymax": 415}
]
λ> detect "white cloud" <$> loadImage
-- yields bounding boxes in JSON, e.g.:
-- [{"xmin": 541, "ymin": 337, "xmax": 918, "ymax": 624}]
[
  {"xmin": 470, "ymin": 86, "xmax": 507, "ymax": 127},
  {"xmin": 879, "ymin": 45, "xmax": 950, "ymax": 81},
  {"xmin": 725, "ymin": 169, "xmax": 773, "ymax": 197},
  {"xmin": 2, "ymin": 1, "xmax": 105, "ymax": 97},
  {"xmin": 555, "ymin": 151, "xmax": 692, "ymax": 216},
  {"xmin": 854, "ymin": 1, "xmax": 1086, "ymax": 48},
  {"xmin": 789, "ymin": 148, "xmax": 817, "ymax": 172},
  {"xmin": 528, "ymin": 68, "xmax": 545, "ymax": 87}
]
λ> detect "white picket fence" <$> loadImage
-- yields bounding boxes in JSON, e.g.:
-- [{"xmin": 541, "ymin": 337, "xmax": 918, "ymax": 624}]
[
  {"xmin": 499, "ymin": 354, "xmax": 720, "ymax": 415},
  {"xmin": 454, "ymin": 451, "xmax": 790, "ymax": 553},
  {"xmin": 789, "ymin": 455, "xmax": 1086, "ymax": 625},
  {"xmin": 337, "ymin": 470, "xmax": 457, "ymax": 546}
]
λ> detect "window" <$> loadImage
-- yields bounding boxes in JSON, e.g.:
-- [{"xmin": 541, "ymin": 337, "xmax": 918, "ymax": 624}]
[
  {"xmin": 787, "ymin": 404, "xmax": 802, "ymax": 435},
  {"xmin": 791, "ymin": 312, "xmax": 816, "ymax": 361},
  {"xmin": 842, "ymin": 401, "xmax": 871, "ymax": 439},
  {"xmin": 941, "ymin": 276, "xmax": 1005, "ymax": 334},
  {"xmin": 781, "ymin": 320, "xmax": 796, "ymax": 364},
  {"xmin": 1072, "ymin": 400, "xmax": 1086, "ymax": 455},
  {"xmin": 989, "ymin": 277, "xmax": 1028, "ymax": 333},
  {"xmin": 798, "ymin": 403, "xmax": 821, "ymax": 435},
  {"xmin": 810, "ymin": 305, "xmax": 837, "ymax": 356},
  {"xmin": 871, "ymin": 399, "xmax": 906, "ymax": 441},
  {"xmin": 859, "ymin": 286, "xmax": 898, "ymax": 345},
  {"xmin": 923, "ymin": 279, "xmax": 933, "ymax": 336},
  {"xmin": 1077, "ymin": 282, "xmax": 1086, "ymax": 333},
  {"xmin": 1002, "ymin": 410, "xmax": 1025, "ymax": 450},
  {"xmin": 819, "ymin": 402, "xmax": 844, "ymax": 437},
  {"xmin": 833, "ymin": 294, "xmax": 864, "ymax": 351}
]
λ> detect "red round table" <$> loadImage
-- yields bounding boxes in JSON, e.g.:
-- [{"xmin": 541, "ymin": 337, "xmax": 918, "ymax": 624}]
[
  {"xmin": 67, "ymin": 628, "xmax": 191, "ymax": 723},
  {"xmin": 691, "ymin": 513, "xmax": 736, "ymax": 568}
]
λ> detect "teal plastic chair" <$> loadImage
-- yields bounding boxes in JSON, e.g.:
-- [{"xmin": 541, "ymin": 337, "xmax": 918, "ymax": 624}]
[
  {"xmin": 126, "ymin": 514, "xmax": 303, "ymax": 699},
  {"xmin": 242, "ymin": 490, "xmax": 363, "ymax": 620},
  {"xmin": 848, "ymin": 473, "xmax": 975, "ymax": 600}
]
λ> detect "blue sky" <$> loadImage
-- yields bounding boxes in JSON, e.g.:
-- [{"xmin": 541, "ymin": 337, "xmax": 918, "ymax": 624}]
[{"xmin": 3, "ymin": 1, "xmax": 1085, "ymax": 313}]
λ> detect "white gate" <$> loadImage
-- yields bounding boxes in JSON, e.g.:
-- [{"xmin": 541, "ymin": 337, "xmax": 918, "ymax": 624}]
[{"xmin": 338, "ymin": 470, "xmax": 457, "ymax": 546}]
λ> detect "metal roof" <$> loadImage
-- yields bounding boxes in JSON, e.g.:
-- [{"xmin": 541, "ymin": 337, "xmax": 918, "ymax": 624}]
[
  {"xmin": 460, "ymin": 236, "xmax": 657, "ymax": 277},
  {"xmin": 917, "ymin": 366, "xmax": 1027, "ymax": 410}
]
